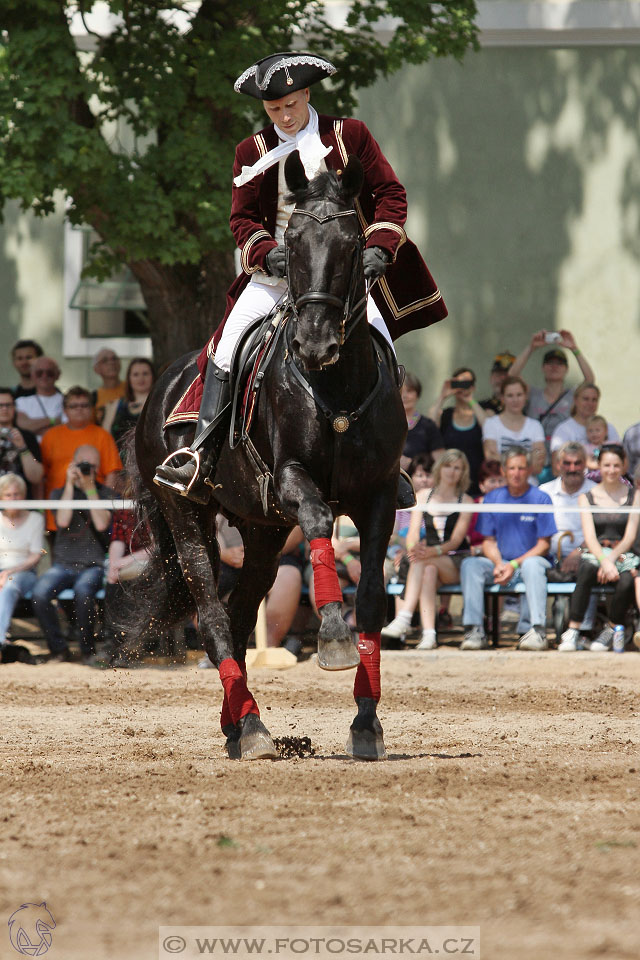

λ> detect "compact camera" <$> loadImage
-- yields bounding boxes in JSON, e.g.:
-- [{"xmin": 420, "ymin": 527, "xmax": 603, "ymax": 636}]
[
  {"xmin": 544, "ymin": 332, "xmax": 562, "ymax": 344},
  {"xmin": 0, "ymin": 427, "xmax": 14, "ymax": 450},
  {"xmin": 450, "ymin": 379, "xmax": 474, "ymax": 389},
  {"xmin": 76, "ymin": 461, "xmax": 94, "ymax": 476}
]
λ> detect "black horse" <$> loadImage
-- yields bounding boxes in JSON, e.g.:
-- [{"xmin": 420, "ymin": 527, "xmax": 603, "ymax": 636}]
[{"xmin": 132, "ymin": 152, "xmax": 407, "ymax": 760}]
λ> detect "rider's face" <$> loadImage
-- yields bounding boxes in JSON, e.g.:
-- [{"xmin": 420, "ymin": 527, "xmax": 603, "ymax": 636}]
[{"xmin": 263, "ymin": 89, "xmax": 310, "ymax": 136}]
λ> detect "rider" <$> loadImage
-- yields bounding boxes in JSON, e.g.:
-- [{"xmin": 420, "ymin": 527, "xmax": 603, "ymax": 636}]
[{"xmin": 154, "ymin": 52, "xmax": 447, "ymax": 503}]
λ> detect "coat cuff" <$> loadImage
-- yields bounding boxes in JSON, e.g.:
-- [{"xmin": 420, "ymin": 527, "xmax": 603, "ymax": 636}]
[
  {"xmin": 364, "ymin": 222, "xmax": 407, "ymax": 262},
  {"xmin": 241, "ymin": 230, "xmax": 277, "ymax": 275}
]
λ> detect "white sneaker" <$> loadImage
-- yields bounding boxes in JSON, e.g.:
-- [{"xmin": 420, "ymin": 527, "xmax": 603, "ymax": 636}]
[
  {"xmin": 518, "ymin": 628, "xmax": 548, "ymax": 651},
  {"xmin": 381, "ymin": 615, "xmax": 411, "ymax": 640},
  {"xmin": 558, "ymin": 628, "xmax": 584, "ymax": 652},
  {"xmin": 460, "ymin": 626, "xmax": 488, "ymax": 650},
  {"xmin": 416, "ymin": 629, "xmax": 437, "ymax": 650},
  {"xmin": 589, "ymin": 625, "xmax": 613, "ymax": 652}
]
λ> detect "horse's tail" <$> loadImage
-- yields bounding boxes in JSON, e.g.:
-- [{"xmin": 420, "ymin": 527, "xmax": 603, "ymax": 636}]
[{"xmin": 109, "ymin": 429, "xmax": 196, "ymax": 654}]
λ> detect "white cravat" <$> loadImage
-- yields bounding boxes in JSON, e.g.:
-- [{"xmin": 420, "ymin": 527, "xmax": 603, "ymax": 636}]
[{"xmin": 233, "ymin": 105, "xmax": 332, "ymax": 188}]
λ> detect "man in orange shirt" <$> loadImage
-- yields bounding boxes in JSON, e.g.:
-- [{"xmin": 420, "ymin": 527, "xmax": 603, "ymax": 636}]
[{"xmin": 41, "ymin": 387, "xmax": 122, "ymax": 527}]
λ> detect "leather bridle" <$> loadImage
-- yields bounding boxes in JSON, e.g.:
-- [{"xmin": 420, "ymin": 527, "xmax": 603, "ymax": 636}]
[{"xmin": 285, "ymin": 207, "xmax": 368, "ymax": 345}]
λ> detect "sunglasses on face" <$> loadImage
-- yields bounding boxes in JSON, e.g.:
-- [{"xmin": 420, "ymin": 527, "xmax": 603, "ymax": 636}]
[{"xmin": 66, "ymin": 402, "xmax": 91, "ymax": 410}]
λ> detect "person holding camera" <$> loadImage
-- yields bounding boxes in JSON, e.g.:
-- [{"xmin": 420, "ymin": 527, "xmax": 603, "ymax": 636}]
[
  {"xmin": 509, "ymin": 330, "xmax": 596, "ymax": 481},
  {"xmin": 427, "ymin": 367, "xmax": 488, "ymax": 495},
  {"xmin": 32, "ymin": 445, "xmax": 114, "ymax": 663},
  {"xmin": 0, "ymin": 389, "xmax": 43, "ymax": 498},
  {"xmin": 40, "ymin": 387, "xmax": 122, "ymax": 529}
]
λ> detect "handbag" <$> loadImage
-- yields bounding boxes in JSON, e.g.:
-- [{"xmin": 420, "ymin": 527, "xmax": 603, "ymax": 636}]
[{"xmin": 580, "ymin": 546, "xmax": 640, "ymax": 574}]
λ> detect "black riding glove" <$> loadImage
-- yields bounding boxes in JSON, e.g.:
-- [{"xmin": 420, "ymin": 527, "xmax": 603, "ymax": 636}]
[
  {"xmin": 265, "ymin": 244, "xmax": 287, "ymax": 278},
  {"xmin": 362, "ymin": 246, "xmax": 390, "ymax": 280}
]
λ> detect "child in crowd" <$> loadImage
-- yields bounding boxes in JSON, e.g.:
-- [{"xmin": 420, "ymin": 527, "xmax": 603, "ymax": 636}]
[{"xmin": 584, "ymin": 414, "xmax": 609, "ymax": 471}]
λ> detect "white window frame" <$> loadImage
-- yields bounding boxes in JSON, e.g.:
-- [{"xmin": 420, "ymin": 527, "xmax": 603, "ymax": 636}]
[{"xmin": 63, "ymin": 219, "xmax": 152, "ymax": 359}]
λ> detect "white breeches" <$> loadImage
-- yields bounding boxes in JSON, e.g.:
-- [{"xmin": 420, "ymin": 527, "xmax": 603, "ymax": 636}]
[{"xmin": 213, "ymin": 278, "xmax": 395, "ymax": 372}]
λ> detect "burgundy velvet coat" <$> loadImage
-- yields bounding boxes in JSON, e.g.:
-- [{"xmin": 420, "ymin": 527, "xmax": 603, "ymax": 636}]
[{"xmin": 197, "ymin": 115, "xmax": 447, "ymax": 375}]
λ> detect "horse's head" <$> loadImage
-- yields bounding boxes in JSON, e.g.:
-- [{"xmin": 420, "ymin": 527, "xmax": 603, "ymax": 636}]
[{"xmin": 284, "ymin": 152, "xmax": 365, "ymax": 371}]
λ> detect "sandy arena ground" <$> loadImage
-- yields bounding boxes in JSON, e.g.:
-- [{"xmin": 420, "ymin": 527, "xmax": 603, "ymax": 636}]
[{"xmin": 1, "ymin": 643, "xmax": 639, "ymax": 960}]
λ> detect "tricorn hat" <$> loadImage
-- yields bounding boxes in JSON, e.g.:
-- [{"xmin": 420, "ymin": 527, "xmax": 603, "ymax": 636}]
[{"xmin": 234, "ymin": 52, "xmax": 337, "ymax": 101}]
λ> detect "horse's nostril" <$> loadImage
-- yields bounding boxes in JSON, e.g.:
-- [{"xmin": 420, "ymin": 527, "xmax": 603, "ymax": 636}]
[
  {"xmin": 292, "ymin": 338, "xmax": 301, "ymax": 354},
  {"xmin": 327, "ymin": 342, "xmax": 338, "ymax": 357}
]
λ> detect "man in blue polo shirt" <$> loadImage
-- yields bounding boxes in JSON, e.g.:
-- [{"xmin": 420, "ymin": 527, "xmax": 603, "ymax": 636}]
[{"xmin": 460, "ymin": 445, "xmax": 557, "ymax": 651}]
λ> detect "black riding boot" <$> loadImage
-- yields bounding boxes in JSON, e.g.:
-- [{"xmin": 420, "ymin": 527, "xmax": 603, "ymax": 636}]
[
  {"xmin": 397, "ymin": 469, "xmax": 417, "ymax": 508},
  {"xmin": 154, "ymin": 362, "xmax": 231, "ymax": 504}
]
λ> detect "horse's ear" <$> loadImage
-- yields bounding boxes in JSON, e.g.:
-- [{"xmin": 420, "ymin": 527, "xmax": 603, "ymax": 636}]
[
  {"xmin": 285, "ymin": 151, "xmax": 309, "ymax": 193},
  {"xmin": 341, "ymin": 155, "xmax": 364, "ymax": 200}
]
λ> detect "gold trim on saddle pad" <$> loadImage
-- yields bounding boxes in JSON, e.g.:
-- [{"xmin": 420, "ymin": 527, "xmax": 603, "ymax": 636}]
[{"xmin": 164, "ymin": 374, "xmax": 202, "ymax": 428}]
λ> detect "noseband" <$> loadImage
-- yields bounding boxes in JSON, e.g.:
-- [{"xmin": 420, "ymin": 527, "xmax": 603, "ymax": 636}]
[{"xmin": 286, "ymin": 207, "xmax": 367, "ymax": 344}]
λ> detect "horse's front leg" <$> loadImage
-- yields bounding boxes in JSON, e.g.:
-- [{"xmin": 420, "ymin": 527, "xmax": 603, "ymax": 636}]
[
  {"xmin": 345, "ymin": 487, "xmax": 398, "ymax": 761},
  {"xmin": 278, "ymin": 465, "xmax": 359, "ymax": 671}
]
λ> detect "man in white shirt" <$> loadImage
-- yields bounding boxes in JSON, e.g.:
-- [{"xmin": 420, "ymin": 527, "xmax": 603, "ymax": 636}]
[
  {"xmin": 15, "ymin": 357, "xmax": 65, "ymax": 441},
  {"xmin": 540, "ymin": 441, "xmax": 596, "ymax": 647},
  {"xmin": 540, "ymin": 442, "xmax": 595, "ymax": 568}
]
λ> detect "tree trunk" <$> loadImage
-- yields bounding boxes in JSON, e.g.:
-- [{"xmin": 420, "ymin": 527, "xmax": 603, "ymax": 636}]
[{"xmin": 130, "ymin": 251, "xmax": 236, "ymax": 371}]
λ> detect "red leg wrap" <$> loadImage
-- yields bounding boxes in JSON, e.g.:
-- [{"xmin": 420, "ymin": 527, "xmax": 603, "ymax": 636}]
[
  {"xmin": 353, "ymin": 632, "xmax": 381, "ymax": 702},
  {"xmin": 219, "ymin": 658, "xmax": 258, "ymax": 726},
  {"xmin": 220, "ymin": 660, "xmax": 247, "ymax": 730},
  {"xmin": 310, "ymin": 537, "xmax": 343, "ymax": 609}
]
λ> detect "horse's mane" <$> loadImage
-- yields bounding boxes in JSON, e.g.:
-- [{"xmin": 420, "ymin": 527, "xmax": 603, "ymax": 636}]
[{"xmin": 285, "ymin": 169, "xmax": 351, "ymax": 207}]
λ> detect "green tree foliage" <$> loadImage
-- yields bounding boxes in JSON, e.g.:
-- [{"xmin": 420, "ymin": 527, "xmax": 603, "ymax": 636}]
[{"xmin": 0, "ymin": 1, "xmax": 477, "ymax": 365}]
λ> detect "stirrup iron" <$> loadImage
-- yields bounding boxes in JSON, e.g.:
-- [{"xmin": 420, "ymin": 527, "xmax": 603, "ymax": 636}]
[{"xmin": 154, "ymin": 447, "xmax": 202, "ymax": 497}]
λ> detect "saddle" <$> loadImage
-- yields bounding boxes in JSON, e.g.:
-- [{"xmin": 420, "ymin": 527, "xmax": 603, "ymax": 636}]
[
  {"xmin": 228, "ymin": 303, "xmax": 290, "ymax": 447},
  {"xmin": 163, "ymin": 302, "xmax": 289, "ymax": 432}
]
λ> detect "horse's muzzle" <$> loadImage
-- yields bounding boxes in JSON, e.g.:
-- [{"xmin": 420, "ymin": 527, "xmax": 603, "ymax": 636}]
[{"xmin": 291, "ymin": 336, "xmax": 339, "ymax": 371}]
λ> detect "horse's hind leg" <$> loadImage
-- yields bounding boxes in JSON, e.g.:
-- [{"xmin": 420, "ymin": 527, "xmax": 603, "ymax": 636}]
[
  {"xmin": 343, "ymin": 492, "xmax": 397, "ymax": 761},
  {"xmin": 225, "ymin": 522, "xmax": 290, "ymax": 654},
  {"xmin": 159, "ymin": 497, "xmax": 276, "ymax": 760},
  {"xmin": 222, "ymin": 522, "xmax": 292, "ymax": 759}
]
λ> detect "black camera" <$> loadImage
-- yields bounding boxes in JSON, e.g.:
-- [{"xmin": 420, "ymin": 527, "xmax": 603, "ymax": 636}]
[
  {"xmin": 450, "ymin": 379, "xmax": 474, "ymax": 389},
  {"xmin": 76, "ymin": 461, "xmax": 94, "ymax": 475},
  {"xmin": 0, "ymin": 427, "xmax": 14, "ymax": 450}
]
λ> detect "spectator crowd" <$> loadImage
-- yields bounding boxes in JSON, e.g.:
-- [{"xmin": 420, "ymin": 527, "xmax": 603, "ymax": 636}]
[{"xmin": 2, "ymin": 329, "xmax": 640, "ymax": 666}]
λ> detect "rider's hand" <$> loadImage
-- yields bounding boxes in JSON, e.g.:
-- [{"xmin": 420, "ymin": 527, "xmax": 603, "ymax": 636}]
[
  {"xmin": 363, "ymin": 246, "xmax": 390, "ymax": 280},
  {"xmin": 265, "ymin": 245, "xmax": 286, "ymax": 278}
]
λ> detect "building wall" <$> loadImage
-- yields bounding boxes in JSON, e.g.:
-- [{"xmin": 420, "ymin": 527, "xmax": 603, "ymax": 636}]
[
  {"xmin": 357, "ymin": 44, "xmax": 640, "ymax": 434},
  {"xmin": 0, "ymin": 197, "xmax": 116, "ymax": 392}
]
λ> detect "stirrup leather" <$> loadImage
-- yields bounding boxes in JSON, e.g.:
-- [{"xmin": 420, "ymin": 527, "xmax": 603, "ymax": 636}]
[{"xmin": 154, "ymin": 447, "xmax": 202, "ymax": 497}]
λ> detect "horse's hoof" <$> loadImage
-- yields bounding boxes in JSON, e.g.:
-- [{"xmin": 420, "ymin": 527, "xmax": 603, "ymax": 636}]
[
  {"xmin": 317, "ymin": 636, "xmax": 360, "ymax": 671},
  {"xmin": 345, "ymin": 714, "xmax": 387, "ymax": 761},
  {"xmin": 223, "ymin": 723, "xmax": 241, "ymax": 760},
  {"xmin": 236, "ymin": 713, "xmax": 278, "ymax": 760}
]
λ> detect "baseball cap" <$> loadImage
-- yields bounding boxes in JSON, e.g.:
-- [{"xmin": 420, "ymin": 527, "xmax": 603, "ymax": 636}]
[
  {"xmin": 491, "ymin": 352, "xmax": 515, "ymax": 373},
  {"xmin": 543, "ymin": 348, "xmax": 568, "ymax": 365}
]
